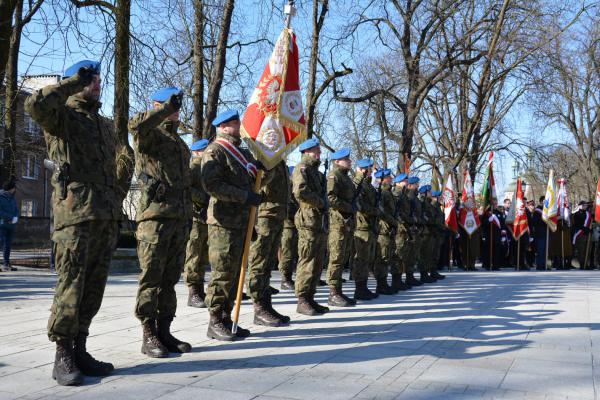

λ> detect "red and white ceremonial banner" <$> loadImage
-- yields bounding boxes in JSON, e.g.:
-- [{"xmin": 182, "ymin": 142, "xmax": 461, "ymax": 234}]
[
  {"xmin": 443, "ymin": 174, "xmax": 458, "ymax": 233},
  {"xmin": 595, "ymin": 178, "xmax": 600, "ymax": 223},
  {"xmin": 240, "ymin": 28, "xmax": 307, "ymax": 170},
  {"xmin": 557, "ymin": 178, "xmax": 571, "ymax": 225},
  {"xmin": 510, "ymin": 177, "xmax": 529, "ymax": 240},
  {"xmin": 459, "ymin": 170, "xmax": 481, "ymax": 237}
]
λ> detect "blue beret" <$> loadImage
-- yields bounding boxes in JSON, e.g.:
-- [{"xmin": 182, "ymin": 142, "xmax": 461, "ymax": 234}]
[
  {"xmin": 418, "ymin": 185, "xmax": 432, "ymax": 193},
  {"xmin": 356, "ymin": 158, "xmax": 374, "ymax": 169},
  {"xmin": 299, "ymin": 138, "xmax": 320, "ymax": 152},
  {"xmin": 190, "ymin": 139, "xmax": 209, "ymax": 151},
  {"xmin": 212, "ymin": 109, "xmax": 239, "ymax": 126},
  {"xmin": 151, "ymin": 87, "xmax": 183, "ymax": 103},
  {"xmin": 63, "ymin": 60, "xmax": 101, "ymax": 78},
  {"xmin": 374, "ymin": 169, "xmax": 391, "ymax": 178},
  {"xmin": 408, "ymin": 176, "xmax": 420, "ymax": 184},
  {"xmin": 432, "ymin": 190, "xmax": 442, "ymax": 197},
  {"xmin": 288, "ymin": 166, "xmax": 295, "ymax": 174},
  {"xmin": 393, "ymin": 173, "xmax": 408, "ymax": 183},
  {"xmin": 331, "ymin": 148, "xmax": 350, "ymax": 160}
]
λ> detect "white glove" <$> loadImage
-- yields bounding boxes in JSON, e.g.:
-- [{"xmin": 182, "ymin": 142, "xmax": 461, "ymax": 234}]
[
  {"xmin": 488, "ymin": 216, "xmax": 494, "ymax": 222},
  {"xmin": 456, "ymin": 233, "xmax": 460, "ymax": 239},
  {"xmin": 501, "ymin": 237, "xmax": 506, "ymax": 243},
  {"xmin": 11, "ymin": 217, "xmax": 18, "ymax": 224},
  {"xmin": 529, "ymin": 237, "xmax": 534, "ymax": 243}
]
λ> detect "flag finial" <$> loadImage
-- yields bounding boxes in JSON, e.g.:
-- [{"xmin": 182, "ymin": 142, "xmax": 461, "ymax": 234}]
[{"xmin": 284, "ymin": 1, "xmax": 296, "ymax": 28}]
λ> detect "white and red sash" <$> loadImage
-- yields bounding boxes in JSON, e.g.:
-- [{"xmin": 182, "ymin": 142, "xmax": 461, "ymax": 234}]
[
  {"xmin": 215, "ymin": 138, "xmax": 257, "ymax": 179},
  {"xmin": 573, "ymin": 211, "xmax": 591, "ymax": 245}
]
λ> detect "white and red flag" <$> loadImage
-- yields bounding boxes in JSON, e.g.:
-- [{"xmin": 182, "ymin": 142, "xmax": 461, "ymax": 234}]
[
  {"xmin": 509, "ymin": 177, "xmax": 529, "ymax": 239},
  {"xmin": 557, "ymin": 178, "xmax": 571, "ymax": 225},
  {"xmin": 240, "ymin": 28, "xmax": 307, "ymax": 169},
  {"xmin": 459, "ymin": 170, "xmax": 480, "ymax": 236},
  {"xmin": 594, "ymin": 178, "xmax": 600, "ymax": 223},
  {"xmin": 443, "ymin": 174, "xmax": 458, "ymax": 233}
]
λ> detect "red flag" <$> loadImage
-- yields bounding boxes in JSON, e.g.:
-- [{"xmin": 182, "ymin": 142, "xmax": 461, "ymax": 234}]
[
  {"xmin": 459, "ymin": 170, "xmax": 481, "ymax": 236},
  {"xmin": 510, "ymin": 177, "xmax": 529, "ymax": 239},
  {"xmin": 240, "ymin": 28, "xmax": 306, "ymax": 169},
  {"xmin": 595, "ymin": 178, "xmax": 600, "ymax": 223},
  {"xmin": 443, "ymin": 174, "xmax": 458, "ymax": 233}
]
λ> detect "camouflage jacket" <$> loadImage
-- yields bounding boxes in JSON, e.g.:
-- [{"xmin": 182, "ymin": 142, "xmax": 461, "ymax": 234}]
[
  {"xmin": 284, "ymin": 182, "xmax": 299, "ymax": 228},
  {"xmin": 201, "ymin": 132, "xmax": 256, "ymax": 229},
  {"xmin": 378, "ymin": 183, "xmax": 398, "ymax": 235},
  {"xmin": 190, "ymin": 156, "xmax": 210, "ymax": 223},
  {"xmin": 392, "ymin": 186, "xmax": 412, "ymax": 233},
  {"xmin": 293, "ymin": 154, "xmax": 326, "ymax": 232},
  {"xmin": 432, "ymin": 201, "xmax": 447, "ymax": 234},
  {"xmin": 257, "ymin": 160, "xmax": 288, "ymax": 220},
  {"xmin": 327, "ymin": 164, "xmax": 355, "ymax": 229},
  {"xmin": 408, "ymin": 189, "xmax": 424, "ymax": 227},
  {"xmin": 129, "ymin": 105, "xmax": 192, "ymax": 222},
  {"xmin": 24, "ymin": 76, "xmax": 133, "ymax": 230},
  {"xmin": 353, "ymin": 172, "xmax": 379, "ymax": 232}
]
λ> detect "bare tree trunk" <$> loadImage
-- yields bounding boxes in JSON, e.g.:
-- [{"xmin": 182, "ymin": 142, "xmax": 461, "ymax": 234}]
[
  {"xmin": 305, "ymin": 0, "xmax": 329, "ymax": 138},
  {"xmin": 0, "ymin": 0, "xmax": 17, "ymax": 85},
  {"xmin": 113, "ymin": 0, "xmax": 130, "ymax": 143},
  {"xmin": 192, "ymin": 0, "xmax": 205, "ymax": 141},
  {"xmin": 202, "ymin": 0, "xmax": 234, "ymax": 140}
]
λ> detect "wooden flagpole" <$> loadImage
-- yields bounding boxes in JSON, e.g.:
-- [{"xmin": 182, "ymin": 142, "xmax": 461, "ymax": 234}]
[{"xmin": 545, "ymin": 226, "xmax": 549, "ymax": 271}]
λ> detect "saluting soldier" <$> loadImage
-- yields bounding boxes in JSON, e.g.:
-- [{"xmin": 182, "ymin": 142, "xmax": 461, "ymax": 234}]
[
  {"xmin": 430, "ymin": 190, "xmax": 447, "ymax": 280},
  {"xmin": 353, "ymin": 159, "xmax": 380, "ymax": 300},
  {"xmin": 25, "ymin": 60, "xmax": 133, "ymax": 385},
  {"xmin": 404, "ymin": 177, "xmax": 424, "ymax": 286},
  {"xmin": 326, "ymin": 148, "xmax": 357, "ymax": 307},
  {"xmin": 278, "ymin": 166, "xmax": 298, "ymax": 290},
  {"xmin": 292, "ymin": 138, "xmax": 330, "ymax": 316},
  {"xmin": 417, "ymin": 184, "xmax": 436, "ymax": 283},
  {"xmin": 201, "ymin": 110, "xmax": 261, "ymax": 340},
  {"xmin": 391, "ymin": 173, "xmax": 411, "ymax": 290},
  {"xmin": 130, "ymin": 87, "xmax": 192, "ymax": 358},
  {"xmin": 184, "ymin": 139, "xmax": 210, "ymax": 308},
  {"xmin": 373, "ymin": 169, "xmax": 397, "ymax": 295},
  {"xmin": 247, "ymin": 160, "xmax": 291, "ymax": 326}
]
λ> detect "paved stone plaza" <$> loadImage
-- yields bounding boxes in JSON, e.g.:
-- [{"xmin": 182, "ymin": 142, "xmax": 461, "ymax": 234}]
[{"xmin": 1, "ymin": 269, "xmax": 599, "ymax": 400}]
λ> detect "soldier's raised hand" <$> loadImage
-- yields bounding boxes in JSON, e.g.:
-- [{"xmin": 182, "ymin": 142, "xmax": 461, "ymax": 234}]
[
  {"xmin": 167, "ymin": 93, "xmax": 183, "ymax": 111},
  {"xmin": 76, "ymin": 67, "xmax": 95, "ymax": 87}
]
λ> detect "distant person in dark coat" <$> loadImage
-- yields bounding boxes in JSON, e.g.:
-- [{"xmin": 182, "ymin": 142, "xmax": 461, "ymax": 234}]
[{"xmin": 0, "ymin": 180, "xmax": 19, "ymax": 271}]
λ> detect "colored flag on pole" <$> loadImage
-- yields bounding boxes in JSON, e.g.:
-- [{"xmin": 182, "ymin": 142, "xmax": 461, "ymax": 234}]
[
  {"xmin": 557, "ymin": 178, "xmax": 571, "ymax": 226},
  {"xmin": 595, "ymin": 178, "xmax": 600, "ymax": 223},
  {"xmin": 481, "ymin": 152, "xmax": 497, "ymax": 212},
  {"xmin": 459, "ymin": 170, "xmax": 480, "ymax": 236},
  {"xmin": 443, "ymin": 174, "xmax": 458, "ymax": 233},
  {"xmin": 542, "ymin": 169, "xmax": 558, "ymax": 232},
  {"xmin": 508, "ymin": 177, "xmax": 529, "ymax": 239},
  {"xmin": 240, "ymin": 28, "xmax": 306, "ymax": 169}
]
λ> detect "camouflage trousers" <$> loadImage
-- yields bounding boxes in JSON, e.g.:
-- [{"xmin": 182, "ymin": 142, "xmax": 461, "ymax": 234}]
[
  {"xmin": 135, "ymin": 219, "xmax": 188, "ymax": 323},
  {"xmin": 327, "ymin": 223, "xmax": 354, "ymax": 290},
  {"xmin": 419, "ymin": 229, "xmax": 433, "ymax": 272},
  {"xmin": 48, "ymin": 220, "xmax": 118, "ymax": 342},
  {"xmin": 295, "ymin": 228, "xmax": 327, "ymax": 298},
  {"xmin": 403, "ymin": 227, "xmax": 423, "ymax": 273},
  {"xmin": 205, "ymin": 225, "xmax": 244, "ymax": 315},
  {"xmin": 248, "ymin": 217, "xmax": 283, "ymax": 303},
  {"xmin": 184, "ymin": 220, "xmax": 209, "ymax": 287},
  {"xmin": 394, "ymin": 229, "xmax": 412, "ymax": 274},
  {"xmin": 353, "ymin": 229, "xmax": 376, "ymax": 282},
  {"xmin": 374, "ymin": 232, "xmax": 395, "ymax": 279},
  {"xmin": 278, "ymin": 223, "xmax": 297, "ymax": 279}
]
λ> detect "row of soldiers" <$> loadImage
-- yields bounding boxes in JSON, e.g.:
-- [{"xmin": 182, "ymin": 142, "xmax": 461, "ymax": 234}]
[{"xmin": 24, "ymin": 60, "xmax": 449, "ymax": 387}]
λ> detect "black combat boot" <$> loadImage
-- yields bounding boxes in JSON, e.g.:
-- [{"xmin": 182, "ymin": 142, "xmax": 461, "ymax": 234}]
[
  {"xmin": 265, "ymin": 295, "xmax": 291, "ymax": 324},
  {"xmin": 74, "ymin": 333, "xmax": 114, "ymax": 376},
  {"xmin": 354, "ymin": 280, "xmax": 379, "ymax": 300},
  {"xmin": 269, "ymin": 286, "xmax": 280, "ymax": 295},
  {"xmin": 207, "ymin": 311, "xmax": 235, "ymax": 341},
  {"xmin": 341, "ymin": 291, "xmax": 357, "ymax": 305},
  {"xmin": 376, "ymin": 277, "xmax": 396, "ymax": 295},
  {"xmin": 141, "ymin": 320, "xmax": 169, "ymax": 358},
  {"xmin": 419, "ymin": 272, "xmax": 436, "ymax": 284},
  {"xmin": 328, "ymin": 287, "xmax": 353, "ymax": 307},
  {"xmin": 391, "ymin": 273, "xmax": 409, "ymax": 292},
  {"xmin": 53, "ymin": 339, "xmax": 84, "ymax": 386},
  {"xmin": 254, "ymin": 301, "xmax": 285, "ymax": 327},
  {"xmin": 318, "ymin": 279, "xmax": 327, "ymax": 287},
  {"xmin": 187, "ymin": 285, "xmax": 206, "ymax": 308},
  {"xmin": 309, "ymin": 295, "xmax": 330, "ymax": 314},
  {"xmin": 223, "ymin": 313, "xmax": 251, "ymax": 338},
  {"xmin": 157, "ymin": 318, "xmax": 192, "ymax": 353},
  {"xmin": 406, "ymin": 272, "xmax": 423, "ymax": 286},
  {"xmin": 296, "ymin": 296, "xmax": 320, "ymax": 316},
  {"xmin": 280, "ymin": 275, "xmax": 295, "ymax": 290},
  {"xmin": 431, "ymin": 270, "xmax": 446, "ymax": 280}
]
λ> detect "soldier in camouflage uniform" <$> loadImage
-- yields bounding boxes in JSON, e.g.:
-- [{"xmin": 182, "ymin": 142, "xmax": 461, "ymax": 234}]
[
  {"xmin": 278, "ymin": 166, "xmax": 298, "ymax": 290},
  {"xmin": 325, "ymin": 149, "xmax": 357, "ymax": 307},
  {"xmin": 25, "ymin": 60, "xmax": 133, "ymax": 385},
  {"xmin": 373, "ymin": 169, "xmax": 397, "ymax": 295},
  {"xmin": 353, "ymin": 159, "xmax": 380, "ymax": 300},
  {"xmin": 430, "ymin": 191, "xmax": 447, "ymax": 280},
  {"xmin": 130, "ymin": 87, "xmax": 193, "ymax": 358},
  {"xmin": 417, "ymin": 185, "xmax": 437, "ymax": 283},
  {"xmin": 184, "ymin": 139, "xmax": 210, "ymax": 308},
  {"xmin": 293, "ymin": 138, "xmax": 330, "ymax": 316},
  {"xmin": 247, "ymin": 160, "xmax": 291, "ymax": 326},
  {"xmin": 201, "ymin": 109, "xmax": 261, "ymax": 340},
  {"xmin": 390, "ymin": 173, "xmax": 411, "ymax": 290},
  {"xmin": 404, "ymin": 177, "xmax": 425, "ymax": 286}
]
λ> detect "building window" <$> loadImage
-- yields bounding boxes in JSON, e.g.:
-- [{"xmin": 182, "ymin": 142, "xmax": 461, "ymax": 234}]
[
  {"xmin": 21, "ymin": 199, "xmax": 36, "ymax": 217},
  {"xmin": 24, "ymin": 113, "xmax": 41, "ymax": 136},
  {"xmin": 22, "ymin": 154, "xmax": 40, "ymax": 180}
]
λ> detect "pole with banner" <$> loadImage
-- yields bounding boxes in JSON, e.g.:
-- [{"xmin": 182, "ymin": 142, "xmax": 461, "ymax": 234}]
[
  {"xmin": 542, "ymin": 170, "xmax": 558, "ymax": 271},
  {"xmin": 231, "ymin": 1, "xmax": 306, "ymax": 334}
]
